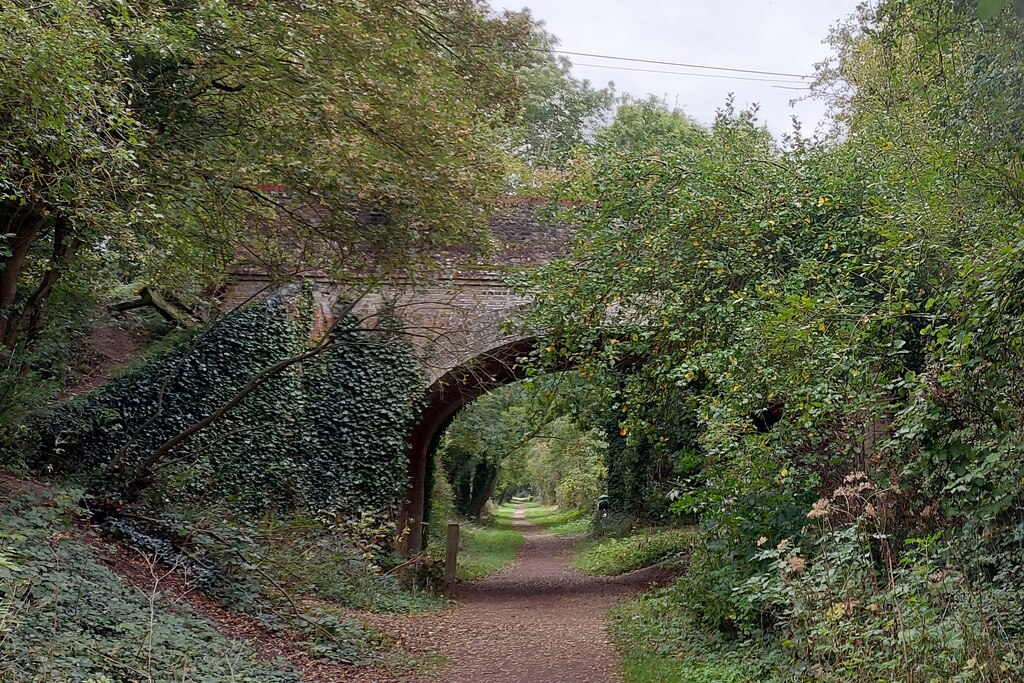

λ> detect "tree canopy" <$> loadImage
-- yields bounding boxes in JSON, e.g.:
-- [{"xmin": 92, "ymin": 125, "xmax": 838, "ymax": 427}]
[
  {"xmin": 0, "ymin": 0, "xmax": 538, "ymax": 352},
  {"xmin": 505, "ymin": 12, "xmax": 615, "ymax": 171}
]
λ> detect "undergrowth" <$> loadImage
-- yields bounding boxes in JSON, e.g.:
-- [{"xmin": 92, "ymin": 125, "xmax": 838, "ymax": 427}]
[
  {"xmin": 611, "ymin": 587, "xmax": 783, "ymax": 683},
  {"xmin": 0, "ymin": 478, "xmax": 447, "ymax": 683},
  {"xmin": 0, "ymin": 488, "xmax": 298, "ymax": 683},
  {"xmin": 163, "ymin": 505, "xmax": 445, "ymax": 616}
]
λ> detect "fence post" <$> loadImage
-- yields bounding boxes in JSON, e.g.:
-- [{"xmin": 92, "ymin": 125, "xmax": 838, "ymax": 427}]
[{"xmin": 444, "ymin": 522, "xmax": 460, "ymax": 597}]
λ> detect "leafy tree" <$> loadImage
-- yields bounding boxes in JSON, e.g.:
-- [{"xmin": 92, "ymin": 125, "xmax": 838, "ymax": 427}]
[
  {"xmin": 515, "ymin": 1, "xmax": 1024, "ymax": 663},
  {"xmin": 0, "ymin": 0, "xmax": 534, "ymax": 353},
  {"xmin": 505, "ymin": 11, "xmax": 615, "ymax": 170},
  {"xmin": 525, "ymin": 417, "xmax": 606, "ymax": 509},
  {"xmin": 0, "ymin": 0, "xmax": 540, "ymax": 441},
  {"xmin": 438, "ymin": 384, "xmax": 534, "ymax": 518},
  {"xmin": 0, "ymin": 0, "xmax": 143, "ymax": 347},
  {"xmin": 594, "ymin": 95, "xmax": 703, "ymax": 155},
  {"xmin": 436, "ymin": 372, "xmax": 613, "ymax": 516}
]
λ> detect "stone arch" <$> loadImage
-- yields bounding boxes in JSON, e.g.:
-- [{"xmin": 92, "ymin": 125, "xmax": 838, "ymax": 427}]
[{"xmin": 398, "ymin": 337, "xmax": 541, "ymax": 555}]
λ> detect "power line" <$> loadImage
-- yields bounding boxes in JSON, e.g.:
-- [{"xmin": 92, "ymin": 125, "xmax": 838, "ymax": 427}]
[
  {"xmin": 544, "ymin": 48, "xmax": 811, "ymax": 80},
  {"xmin": 573, "ymin": 61, "xmax": 807, "ymax": 84}
]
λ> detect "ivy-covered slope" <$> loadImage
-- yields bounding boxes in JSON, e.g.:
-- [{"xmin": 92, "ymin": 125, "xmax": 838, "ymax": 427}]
[
  {"xmin": 26, "ymin": 288, "xmax": 423, "ymax": 518},
  {"xmin": 0, "ymin": 488, "xmax": 299, "ymax": 683}
]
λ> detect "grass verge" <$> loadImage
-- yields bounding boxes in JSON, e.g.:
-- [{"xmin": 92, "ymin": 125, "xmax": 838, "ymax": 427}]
[
  {"xmin": 456, "ymin": 504, "xmax": 524, "ymax": 580},
  {"xmin": 575, "ymin": 527, "xmax": 693, "ymax": 576},
  {"xmin": 611, "ymin": 588, "xmax": 781, "ymax": 683},
  {"xmin": 525, "ymin": 505, "xmax": 591, "ymax": 535}
]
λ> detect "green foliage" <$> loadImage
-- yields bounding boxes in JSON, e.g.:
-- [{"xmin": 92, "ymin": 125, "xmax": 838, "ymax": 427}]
[
  {"xmin": 620, "ymin": 652, "xmax": 753, "ymax": 683},
  {"xmin": 428, "ymin": 459, "xmax": 458, "ymax": 546},
  {"xmin": 0, "ymin": 0, "xmax": 538, "ymax": 344},
  {"xmin": 603, "ymin": 416, "xmax": 679, "ymax": 522},
  {"xmin": 735, "ymin": 526, "xmax": 1024, "ymax": 680},
  {"xmin": 517, "ymin": 0, "xmax": 1024, "ymax": 678},
  {"xmin": 0, "ymin": 490, "xmax": 298, "ymax": 683},
  {"xmin": 594, "ymin": 96, "xmax": 703, "ymax": 155},
  {"xmin": 507, "ymin": 11, "xmax": 615, "ymax": 170},
  {"xmin": 292, "ymin": 317, "xmax": 423, "ymax": 516},
  {"xmin": 0, "ymin": 285, "xmax": 106, "ymax": 449},
  {"xmin": 525, "ymin": 417, "xmax": 607, "ymax": 510},
  {"xmin": 978, "ymin": 0, "xmax": 1024, "ymax": 20},
  {"xmin": 29, "ymin": 289, "xmax": 422, "ymax": 518},
  {"xmin": 611, "ymin": 590, "xmax": 782, "ymax": 683},
  {"xmin": 440, "ymin": 383, "xmax": 535, "ymax": 518},
  {"xmin": 574, "ymin": 527, "xmax": 693, "ymax": 576},
  {"xmin": 299, "ymin": 608, "xmax": 394, "ymax": 666},
  {"xmin": 436, "ymin": 371, "xmax": 615, "ymax": 526},
  {"xmin": 0, "ymin": 483, "xmax": 435, "ymax": 682},
  {"xmin": 177, "ymin": 508, "xmax": 444, "ymax": 616}
]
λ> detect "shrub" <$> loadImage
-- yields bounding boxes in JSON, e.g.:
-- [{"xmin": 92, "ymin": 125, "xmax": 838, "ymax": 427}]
[{"xmin": 575, "ymin": 527, "xmax": 693, "ymax": 576}]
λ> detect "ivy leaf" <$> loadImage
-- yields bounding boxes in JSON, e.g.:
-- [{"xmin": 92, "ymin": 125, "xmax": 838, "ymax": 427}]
[{"xmin": 978, "ymin": 0, "xmax": 1009, "ymax": 20}]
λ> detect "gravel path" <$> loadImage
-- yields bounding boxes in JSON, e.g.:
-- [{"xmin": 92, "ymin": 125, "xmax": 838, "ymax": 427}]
[{"xmin": 423, "ymin": 505, "xmax": 665, "ymax": 683}]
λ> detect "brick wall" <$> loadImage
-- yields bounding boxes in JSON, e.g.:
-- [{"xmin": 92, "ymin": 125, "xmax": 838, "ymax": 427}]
[{"xmin": 223, "ymin": 202, "xmax": 574, "ymax": 384}]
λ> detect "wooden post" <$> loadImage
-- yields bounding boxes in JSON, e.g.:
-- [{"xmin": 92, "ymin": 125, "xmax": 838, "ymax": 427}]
[{"xmin": 444, "ymin": 522, "xmax": 460, "ymax": 597}]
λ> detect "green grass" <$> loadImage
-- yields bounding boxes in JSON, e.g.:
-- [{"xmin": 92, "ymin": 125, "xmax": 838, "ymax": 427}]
[
  {"xmin": 456, "ymin": 504, "xmax": 524, "ymax": 580},
  {"xmin": 621, "ymin": 651, "xmax": 753, "ymax": 683},
  {"xmin": 490, "ymin": 502, "xmax": 522, "ymax": 527},
  {"xmin": 575, "ymin": 527, "xmax": 693, "ymax": 576},
  {"xmin": 525, "ymin": 505, "xmax": 591, "ymax": 535},
  {"xmin": 614, "ymin": 651, "xmax": 753, "ymax": 683}
]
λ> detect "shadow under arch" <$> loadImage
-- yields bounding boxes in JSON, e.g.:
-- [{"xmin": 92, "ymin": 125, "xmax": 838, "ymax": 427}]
[{"xmin": 398, "ymin": 337, "xmax": 565, "ymax": 555}]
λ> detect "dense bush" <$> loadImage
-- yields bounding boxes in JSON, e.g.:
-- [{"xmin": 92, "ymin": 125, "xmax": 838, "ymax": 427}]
[
  {"xmin": 520, "ymin": 2, "xmax": 1024, "ymax": 680},
  {"xmin": 575, "ymin": 527, "xmax": 693, "ymax": 576}
]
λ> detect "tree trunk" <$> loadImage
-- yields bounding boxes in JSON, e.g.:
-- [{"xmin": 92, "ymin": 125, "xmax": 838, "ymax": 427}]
[
  {"xmin": 0, "ymin": 203, "xmax": 46, "ymax": 348},
  {"xmin": 454, "ymin": 472, "xmax": 473, "ymax": 517},
  {"xmin": 16, "ymin": 217, "xmax": 82, "ymax": 343},
  {"xmin": 466, "ymin": 461, "xmax": 498, "ymax": 519}
]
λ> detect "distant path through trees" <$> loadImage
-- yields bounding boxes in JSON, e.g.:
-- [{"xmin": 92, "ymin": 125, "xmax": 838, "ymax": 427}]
[{"xmin": 426, "ymin": 505, "xmax": 665, "ymax": 682}]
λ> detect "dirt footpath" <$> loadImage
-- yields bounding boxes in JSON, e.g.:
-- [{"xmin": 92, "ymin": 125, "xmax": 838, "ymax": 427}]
[{"xmin": 423, "ymin": 506, "xmax": 664, "ymax": 683}]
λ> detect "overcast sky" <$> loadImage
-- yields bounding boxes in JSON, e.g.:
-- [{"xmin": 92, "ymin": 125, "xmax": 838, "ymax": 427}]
[{"xmin": 489, "ymin": 0, "xmax": 866, "ymax": 137}]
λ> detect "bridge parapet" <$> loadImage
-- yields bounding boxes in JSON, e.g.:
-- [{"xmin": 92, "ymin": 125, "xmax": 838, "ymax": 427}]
[{"xmin": 224, "ymin": 200, "xmax": 572, "ymax": 384}]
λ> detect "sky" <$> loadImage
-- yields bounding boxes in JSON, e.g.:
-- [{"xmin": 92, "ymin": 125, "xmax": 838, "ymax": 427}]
[{"xmin": 489, "ymin": 0, "xmax": 866, "ymax": 137}]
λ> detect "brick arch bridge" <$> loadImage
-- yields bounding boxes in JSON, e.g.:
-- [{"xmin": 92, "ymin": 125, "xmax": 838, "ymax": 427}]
[
  {"xmin": 404, "ymin": 337, "xmax": 540, "ymax": 553},
  {"xmin": 226, "ymin": 201, "xmax": 573, "ymax": 555}
]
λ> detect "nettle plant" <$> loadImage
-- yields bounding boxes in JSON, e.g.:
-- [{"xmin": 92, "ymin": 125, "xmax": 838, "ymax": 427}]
[{"xmin": 29, "ymin": 286, "xmax": 424, "ymax": 520}]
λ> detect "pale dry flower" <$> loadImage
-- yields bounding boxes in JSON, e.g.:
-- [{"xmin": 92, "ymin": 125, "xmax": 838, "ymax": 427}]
[{"xmin": 786, "ymin": 554, "xmax": 807, "ymax": 574}]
